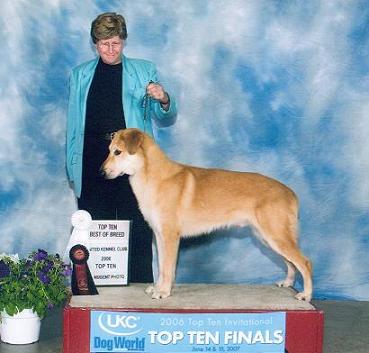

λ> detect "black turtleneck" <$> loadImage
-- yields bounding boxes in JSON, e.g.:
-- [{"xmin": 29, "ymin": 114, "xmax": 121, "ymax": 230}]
[{"xmin": 83, "ymin": 58, "xmax": 126, "ymax": 178}]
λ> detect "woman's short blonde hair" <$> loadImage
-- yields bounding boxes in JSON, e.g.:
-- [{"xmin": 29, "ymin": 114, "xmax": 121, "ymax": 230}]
[{"xmin": 90, "ymin": 12, "xmax": 127, "ymax": 44}]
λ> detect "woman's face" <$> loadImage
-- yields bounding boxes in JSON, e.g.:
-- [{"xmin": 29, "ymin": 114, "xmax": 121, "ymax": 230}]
[{"xmin": 96, "ymin": 35, "xmax": 123, "ymax": 65}]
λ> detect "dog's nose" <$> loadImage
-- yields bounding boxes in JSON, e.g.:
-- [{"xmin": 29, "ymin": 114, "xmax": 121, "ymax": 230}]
[{"xmin": 99, "ymin": 165, "xmax": 106, "ymax": 177}]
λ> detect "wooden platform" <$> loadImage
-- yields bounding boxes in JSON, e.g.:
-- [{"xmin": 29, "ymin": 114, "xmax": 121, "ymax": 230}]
[{"xmin": 63, "ymin": 284, "xmax": 324, "ymax": 353}]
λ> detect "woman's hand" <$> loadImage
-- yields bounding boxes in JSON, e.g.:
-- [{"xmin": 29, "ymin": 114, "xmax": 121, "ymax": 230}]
[{"xmin": 146, "ymin": 82, "xmax": 169, "ymax": 105}]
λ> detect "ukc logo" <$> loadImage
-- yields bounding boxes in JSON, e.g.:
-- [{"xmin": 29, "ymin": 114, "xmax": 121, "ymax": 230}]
[{"xmin": 98, "ymin": 312, "xmax": 142, "ymax": 336}]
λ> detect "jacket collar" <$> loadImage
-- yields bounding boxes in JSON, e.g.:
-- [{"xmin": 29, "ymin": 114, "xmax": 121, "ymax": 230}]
[
  {"xmin": 81, "ymin": 55, "xmax": 134, "ymax": 76},
  {"xmin": 79, "ymin": 55, "xmax": 137, "ymax": 103}
]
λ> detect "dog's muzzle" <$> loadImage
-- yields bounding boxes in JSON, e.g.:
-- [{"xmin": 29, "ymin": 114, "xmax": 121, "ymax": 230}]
[{"xmin": 99, "ymin": 165, "xmax": 107, "ymax": 178}]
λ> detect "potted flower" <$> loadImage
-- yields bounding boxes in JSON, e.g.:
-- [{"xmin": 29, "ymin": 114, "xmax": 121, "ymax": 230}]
[{"xmin": 0, "ymin": 249, "xmax": 71, "ymax": 344}]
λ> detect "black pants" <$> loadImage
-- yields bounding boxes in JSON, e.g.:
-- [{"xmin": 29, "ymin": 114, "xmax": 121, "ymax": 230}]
[{"xmin": 78, "ymin": 174, "xmax": 153, "ymax": 283}]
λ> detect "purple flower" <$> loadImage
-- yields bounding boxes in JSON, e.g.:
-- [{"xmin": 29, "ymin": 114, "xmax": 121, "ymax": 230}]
[
  {"xmin": 21, "ymin": 260, "xmax": 33, "ymax": 277},
  {"xmin": 33, "ymin": 249, "xmax": 48, "ymax": 261},
  {"xmin": 0, "ymin": 260, "xmax": 10, "ymax": 278},
  {"xmin": 47, "ymin": 302, "xmax": 54, "ymax": 310},
  {"xmin": 37, "ymin": 271, "xmax": 51, "ymax": 284},
  {"xmin": 62, "ymin": 264, "xmax": 72, "ymax": 277},
  {"xmin": 43, "ymin": 260, "xmax": 54, "ymax": 272}
]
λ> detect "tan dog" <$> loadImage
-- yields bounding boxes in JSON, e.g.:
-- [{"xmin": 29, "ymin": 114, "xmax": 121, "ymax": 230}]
[{"xmin": 101, "ymin": 128, "xmax": 313, "ymax": 302}]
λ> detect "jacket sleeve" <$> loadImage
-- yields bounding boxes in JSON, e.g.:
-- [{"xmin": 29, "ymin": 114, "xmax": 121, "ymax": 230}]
[
  {"xmin": 66, "ymin": 70, "xmax": 77, "ymax": 182},
  {"xmin": 147, "ymin": 63, "xmax": 178, "ymax": 127}
]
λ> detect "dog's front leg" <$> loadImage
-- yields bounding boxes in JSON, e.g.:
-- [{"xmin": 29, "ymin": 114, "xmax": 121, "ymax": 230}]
[{"xmin": 146, "ymin": 230, "xmax": 180, "ymax": 299}]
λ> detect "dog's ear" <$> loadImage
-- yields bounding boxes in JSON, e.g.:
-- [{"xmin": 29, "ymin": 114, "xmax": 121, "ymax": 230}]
[
  {"xmin": 123, "ymin": 129, "xmax": 144, "ymax": 155},
  {"xmin": 105, "ymin": 132, "xmax": 116, "ymax": 141}
]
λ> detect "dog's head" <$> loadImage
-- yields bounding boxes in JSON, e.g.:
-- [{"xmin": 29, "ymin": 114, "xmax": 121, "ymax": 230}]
[{"xmin": 100, "ymin": 128, "xmax": 145, "ymax": 179}]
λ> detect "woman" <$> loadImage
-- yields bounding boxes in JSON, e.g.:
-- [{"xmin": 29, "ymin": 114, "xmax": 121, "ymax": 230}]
[{"xmin": 66, "ymin": 12, "xmax": 177, "ymax": 282}]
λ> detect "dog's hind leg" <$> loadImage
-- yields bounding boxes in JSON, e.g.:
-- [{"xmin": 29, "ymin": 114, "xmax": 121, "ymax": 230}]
[
  {"xmin": 254, "ymin": 205, "xmax": 313, "ymax": 302},
  {"xmin": 276, "ymin": 260, "xmax": 296, "ymax": 288},
  {"xmin": 146, "ymin": 229, "xmax": 180, "ymax": 299},
  {"xmin": 276, "ymin": 243, "xmax": 312, "ymax": 302},
  {"xmin": 265, "ymin": 236, "xmax": 312, "ymax": 301}
]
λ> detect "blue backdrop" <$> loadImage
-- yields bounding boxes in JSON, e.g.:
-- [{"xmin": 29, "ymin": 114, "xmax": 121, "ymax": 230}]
[{"xmin": 1, "ymin": 0, "xmax": 368, "ymax": 300}]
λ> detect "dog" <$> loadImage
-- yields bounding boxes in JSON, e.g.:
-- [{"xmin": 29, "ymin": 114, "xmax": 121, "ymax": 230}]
[{"xmin": 101, "ymin": 128, "xmax": 313, "ymax": 302}]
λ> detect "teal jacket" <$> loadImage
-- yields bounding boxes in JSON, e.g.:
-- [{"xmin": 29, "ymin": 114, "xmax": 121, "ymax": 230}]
[{"xmin": 66, "ymin": 55, "xmax": 177, "ymax": 197}]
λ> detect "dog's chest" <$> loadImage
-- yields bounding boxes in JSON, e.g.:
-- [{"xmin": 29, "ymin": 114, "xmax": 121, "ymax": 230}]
[
  {"xmin": 130, "ymin": 178, "xmax": 162, "ymax": 232},
  {"xmin": 140, "ymin": 198, "xmax": 162, "ymax": 234}
]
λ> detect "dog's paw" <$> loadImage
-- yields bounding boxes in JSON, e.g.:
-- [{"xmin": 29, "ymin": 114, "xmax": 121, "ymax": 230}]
[
  {"xmin": 276, "ymin": 279, "xmax": 294, "ymax": 288},
  {"xmin": 151, "ymin": 288, "xmax": 171, "ymax": 299},
  {"xmin": 295, "ymin": 291, "xmax": 312, "ymax": 302},
  {"xmin": 145, "ymin": 284, "xmax": 171, "ymax": 299},
  {"xmin": 145, "ymin": 285, "xmax": 155, "ymax": 295},
  {"xmin": 151, "ymin": 287, "xmax": 171, "ymax": 299}
]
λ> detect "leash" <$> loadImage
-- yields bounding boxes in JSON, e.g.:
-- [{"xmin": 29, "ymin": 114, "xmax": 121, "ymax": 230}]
[
  {"xmin": 142, "ymin": 80, "xmax": 156, "ymax": 133},
  {"xmin": 142, "ymin": 92, "xmax": 149, "ymax": 133}
]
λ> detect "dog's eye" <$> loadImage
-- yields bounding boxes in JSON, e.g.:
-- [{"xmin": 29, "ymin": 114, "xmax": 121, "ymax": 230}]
[{"xmin": 113, "ymin": 150, "xmax": 121, "ymax": 156}]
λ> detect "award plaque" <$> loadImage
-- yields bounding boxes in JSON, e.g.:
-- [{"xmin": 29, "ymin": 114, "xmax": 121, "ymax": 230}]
[{"xmin": 87, "ymin": 220, "xmax": 130, "ymax": 286}]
